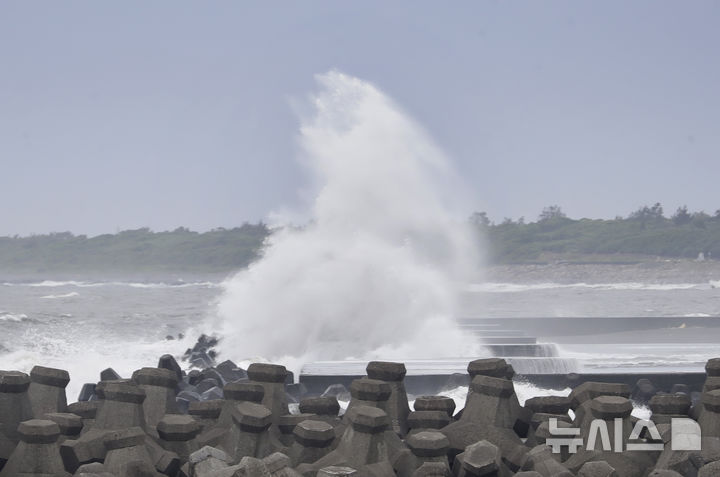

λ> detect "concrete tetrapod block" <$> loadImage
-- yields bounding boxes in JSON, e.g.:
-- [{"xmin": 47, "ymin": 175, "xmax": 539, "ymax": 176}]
[
  {"xmin": 646, "ymin": 471, "xmax": 684, "ymax": 477},
  {"xmin": 189, "ymin": 445, "xmax": 232, "ymax": 476},
  {"xmin": 407, "ymin": 411, "xmax": 451, "ymax": 435},
  {"xmin": 262, "ymin": 451, "xmax": 302, "ymax": 477},
  {"xmin": 157, "ymin": 414, "xmax": 202, "ymax": 461},
  {"xmin": 247, "ymin": 363, "xmax": 289, "ymax": 426},
  {"xmin": 102, "ymin": 427, "xmax": 160, "ymax": 477},
  {"xmin": 67, "ymin": 401, "xmax": 98, "ymax": 434},
  {"xmin": 650, "ymin": 422, "xmax": 704, "ymax": 477},
  {"xmin": 524, "ymin": 396, "xmax": 571, "ymax": 416},
  {"xmin": 277, "ymin": 413, "xmax": 315, "ymax": 447},
  {"xmin": 60, "ymin": 381, "xmax": 148, "ymax": 472},
  {"xmin": 577, "ymin": 460, "xmax": 619, "ymax": 477},
  {"xmin": 467, "ymin": 359, "xmax": 513, "ymax": 380},
  {"xmin": 344, "ymin": 378, "xmax": 392, "ymax": 419},
  {"xmin": 298, "ymin": 406, "xmax": 395, "ymax": 477},
  {"xmin": 0, "ymin": 419, "xmax": 69, "ymax": 477},
  {"xmin": 198, "ymin": 381, "xmax": 267, "ymax": 443},
  {"xmin": 132, "ymin": 367, "xmax": 180, "ymax": 436},
  {"xmin": 299, "ymin": 396, "xmax": 340, "ymax": 417},
  {"xmin": 569, "ymin": 382, "xmax": 630, "ymax": 429},
  {"xmin": 43, "ymin": 412, "xmax": 83, "ymax": 443},
  {"xmin": 74, "ymin": 461, "xmax": 115, "ymax": 476},
  {"xmin": 317, "ymin": 465, "xmax": 358, "ymax": 477},
  {"xmin": 649, "ymin": 393, "xmax": 691, "ymax": 425},
  {"xmin": 700, "ymin": 389, "xmax": 720, "ymax": 438},
  {"xmin": 413, "ymin": 396, "xmax": 456, "ymax": 418},
  {"xmin": 93, "ymin": 380, "xmax": 147, "ymax": 431},
  {"xmin": 0, "ymin": 370, "xmax": 34, "ymax": 464},
  {"xmin": 441, "ymin": 417, "xmax": 527, "ymax": 470},
  {"xmin": 189, "ymin": 399, "xmax": 223, "ymax": 431},
  {"xmin": 525, "ymin": 412, "xmax": 572, "ymax": 449},
  {"xmin": 698, "ymin": 460, "xmax": 720, "ymax": 477},
  {"xmin": 218, "ymin": 401, "xmax": 275, "ymax": 463},
  {"xmin": 366, "ymin": 361, "xmax": 411, "ymax": 437},
  {"xmin": 524, "ymin": 444, "xmax": 572, "ymax": 476},
  {"xmin": 453, "ymin": 439, "xmax": 501, "ymax": 477},
  {"xmin": 459, "ymin": 375, "xmax": 519, "ymax": 430},
  {"xmin": 397, "ymin": 431, "xmax": 450, "ymax": 477},
  {"xmin": 289, "ymin": 419, "xmax": 335, "ymax": 466},
  {"xmin": 28, "ymin": 365, "xmax": 70, "ymax": 418},
  {"xmin": 565, "ymin": 396, "xmax": 655, "ymax": 477}
]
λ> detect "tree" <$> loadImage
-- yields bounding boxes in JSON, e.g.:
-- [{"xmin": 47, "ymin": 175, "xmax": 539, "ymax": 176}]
[
  {"xmin": 538, "ymin": 205, "xmax": 566, "ymax": 222},
  {"xmin": 628, "ymin": 202, "xmax": 664, "ymax": 221},
  {"xmin": 672, "ymin": 206, "xmax": 692, "ymax": 225},
  {"xmin": 469, "ymin": 211, "xmax": 491, "ymax": 227}
]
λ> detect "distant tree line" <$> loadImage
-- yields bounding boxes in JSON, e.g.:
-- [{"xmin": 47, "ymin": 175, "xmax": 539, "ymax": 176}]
[
  {"xmin": 0, "ymin": 223, "xmax": 269, "ymax": 274},
  {"xmin": 2, "ymin": 203, "xmax": 720, "ymax": 274},
  {"xmin": 471, "ymin": 204, "xmax": 720, "ymax": 263}
]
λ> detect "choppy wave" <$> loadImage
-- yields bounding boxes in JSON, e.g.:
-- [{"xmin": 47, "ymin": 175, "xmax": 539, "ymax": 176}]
[
  {"xmin": 0, "ymin": 333, "xmax": 196, "ymax": 401},
  {"xmin": 468, "ymin": 282, "xmax": 702, "ymax": 293},
  {"xmin": 0, "ymin": 312, "xmax": 28, "ymax": 322},
  {"xmin": 2, "ymin": 280, "xmax": 218, "ymax": 289},
  {"xmin": 41, "ymin": 292, "xmax": 80, "ymax": 299}
]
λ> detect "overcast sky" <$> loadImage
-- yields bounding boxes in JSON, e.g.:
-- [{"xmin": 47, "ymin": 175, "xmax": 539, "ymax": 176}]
[{"xmin": 1, "ymin": 1, "xmax": 718, "ymax": 236}]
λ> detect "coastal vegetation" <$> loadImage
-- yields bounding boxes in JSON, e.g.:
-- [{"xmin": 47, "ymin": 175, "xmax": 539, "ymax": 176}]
[
  {"xmin": 2, "ymin": 204, "xmax": 719, "ymax": 272},
  {"xmin": 473, "ymin": 204, "xmax": 720, "ymax": 263}
]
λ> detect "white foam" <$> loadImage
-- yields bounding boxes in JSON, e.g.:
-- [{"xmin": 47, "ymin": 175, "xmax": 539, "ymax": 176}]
[
  {"xmin": 403, "ymin": 384, "xmax": 650, "ymax": 420},
  {"xmin": 0, "ymin": 333, "xmax": 197, "ymax": 401},
  {"xmin": 468, "ymin": 282, "xmax": 701, "ymax": 293},
  {"xmin": 210, "ymin": 71, "xmax": 483, "ymax": 375},
  {"xmin": 0, "ymin": 312, "xmax": 28, "ymax": 322},
  {"xmin": 3, "ymin": 280, "xmax": 218, "ymax": 289},
  {"xmin": 41, "ymin": 292, "xmax": 80, "ymax": 299}
]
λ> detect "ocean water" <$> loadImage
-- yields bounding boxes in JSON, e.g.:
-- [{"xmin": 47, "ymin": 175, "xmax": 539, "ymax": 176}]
[{"xmin": 1, "ymin": 263, "xmax": 719, "ymax": 401}]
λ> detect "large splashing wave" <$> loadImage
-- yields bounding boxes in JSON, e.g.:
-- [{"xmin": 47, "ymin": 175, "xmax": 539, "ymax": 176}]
[{"xmin": 209, "ymin": 71, "xmax": 483, "ymax": 373}]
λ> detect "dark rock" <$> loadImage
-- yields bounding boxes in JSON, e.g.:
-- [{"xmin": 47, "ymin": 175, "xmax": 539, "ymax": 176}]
[
  {"xmin": 99, "ymin": 368, "xmax": 121, "ymax": 381},
  {"xmin": 199, "ymin": 368, "xmax": 226, "ymax": 387},
  {"xmin": 78, "ymin": 383, "xmax": 96, "ymax": 402},
  {"xmin": 216, "ymin": 359, "xmax": 248, "ymax": 383},
  {"xmin": 196, "ymin": 378, "xmax": 220, "ymax": 394},
  {"xmin": 177, "ymin": 390, "xmax": 201, "ymax": 403},
  {"xmin": 201, "ymin": 386, "xmax": 224, "ymax": 401},
  {"xmin": 158, "ymin": 354, "xmax": 183, "ymax": 382},
  {"xmin": 187, "ymin": 370, "xmax": 202, "ymax": 385}
]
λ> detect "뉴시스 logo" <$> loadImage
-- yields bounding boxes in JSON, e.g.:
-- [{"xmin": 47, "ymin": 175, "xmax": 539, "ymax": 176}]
[{"xmin": 546, "ymin": 417, "xmax": 702, "ymax": 453}]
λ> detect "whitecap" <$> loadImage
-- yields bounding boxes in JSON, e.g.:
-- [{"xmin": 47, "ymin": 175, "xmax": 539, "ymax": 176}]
[
  {"xmin": 0, "ymin": 313, "xmax": 28, "ymax": 322},
  {"xmin": 41, "ymin": 292, "xmax": 80, "ymax": 299},
  {"xmin": 467, "ymin": 282, "xmax": 701, "ymax": 293}
]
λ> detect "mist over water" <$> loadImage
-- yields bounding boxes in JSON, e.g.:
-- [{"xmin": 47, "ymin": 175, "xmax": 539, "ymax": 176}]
[{"xmin": 211, "ymin": 71, "xmax": 483, "ymax": 371}]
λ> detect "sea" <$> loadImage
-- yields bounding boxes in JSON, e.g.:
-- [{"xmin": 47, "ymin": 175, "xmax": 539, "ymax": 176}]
[{"xmin": 1, "ymin": 260, "xmax": 720, "ymax": 410}]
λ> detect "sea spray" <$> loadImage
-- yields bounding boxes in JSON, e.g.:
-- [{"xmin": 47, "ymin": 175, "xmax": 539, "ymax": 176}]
[{"xmin": 210, "ymin": 71, "xmax": 483, "ymax": 373}]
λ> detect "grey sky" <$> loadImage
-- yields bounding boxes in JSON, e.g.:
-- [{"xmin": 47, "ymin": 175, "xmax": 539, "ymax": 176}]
[{"xmin": 1, "ymin": 1, "xmax": 718, "ymax": 236}]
